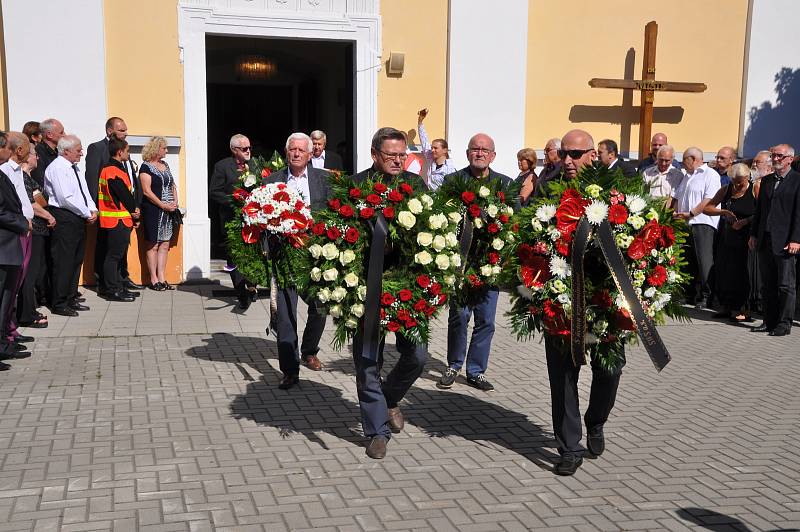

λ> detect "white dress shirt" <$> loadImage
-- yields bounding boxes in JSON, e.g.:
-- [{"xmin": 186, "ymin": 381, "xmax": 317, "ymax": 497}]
[
  {"xmin": 286, "ymin": 166, "xmax": 311, "ymax": 205},
  {"xmin": 0, "ymin": 159, "xmax": 34, "ymax": 220},
  {"xmin": 418, "ymin": 122, "xmax": 456, "ymax": 190},
  {"xmin": 671, "ymin": 164, "xmax": 721, "ymax": 228},
  {"xmin": 310, "ymin": 151, "xmax": 327, "ymax": 169},
  {"xmin": 643, "ymin": 165, "xmax": 684, "ymax": 198},
  {"xmin": 44, "ymin": 156, "xmax": 98, "ymax": 218}
]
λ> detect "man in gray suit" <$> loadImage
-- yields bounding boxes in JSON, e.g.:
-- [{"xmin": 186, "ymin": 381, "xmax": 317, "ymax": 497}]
[{"xmin": 265, "ymin": 132, "xmax": 331, "ymax": 389}]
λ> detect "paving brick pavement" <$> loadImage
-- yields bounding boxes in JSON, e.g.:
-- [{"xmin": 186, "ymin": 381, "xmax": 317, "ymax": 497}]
[{"xmin": 1, "ymin": 274, "xmax": 799, "ymax": 531}]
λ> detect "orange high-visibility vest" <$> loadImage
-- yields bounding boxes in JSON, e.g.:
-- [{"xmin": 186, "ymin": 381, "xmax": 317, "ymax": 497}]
[{"xmin": 98, "ymin": 164, "xmax": 133, "ymax": 229}]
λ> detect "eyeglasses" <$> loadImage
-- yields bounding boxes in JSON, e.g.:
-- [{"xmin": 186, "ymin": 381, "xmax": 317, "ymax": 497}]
[
  {"xmin": 379, "ymin": 151, "xmax": 408, "ymax": 161},
  {"xmin": 771, "ymin": 153, "xmax": 791, "ymax": 160},
  {"xmin": 235, "ymin": 146, "xmax": 251, "ymax": 152},
  {"xmin": 558, "ymin": 148, "xmax": 593, "ymax": 160},
  {"xmin": 656, "ymin": 158, "xmax": 672, "ymax": 163},
  {"xmin": 467, "ymin": 147, "xmax": 494, "ymax": 154}
]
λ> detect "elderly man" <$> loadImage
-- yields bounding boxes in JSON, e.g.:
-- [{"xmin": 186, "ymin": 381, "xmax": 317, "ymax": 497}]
[
  {"xmin": 309, "ymin": 130, "xmax": 343, "ymax": 171},
  {"xmin": 671, "ymin": 147, "xmax": 721, "ymax": 308},
  {"xmin": 749, "ymin": 144, "xmax": 800, "ymax": 336},
  {"xmin": 534, "ymin": 137, "xmax": 563, "ymax": 196},
  {"xmin": 597, "ymin": 139, "xmax": 637, "ymax": 177},
  {"xmin": 44, "ymin": 135, "xmax": 98, "ymax": 317},
  {"xmin": 209, "ymin": 134, "xmax": 258, "ymax": 308},
  {"xmin": 751, "ymin": 150, "xmax": 773, "ymax": 182},
  {"xmin": 714, "ymin": 146, "xmax": 736, "ymax": 187},
  {"xmin": 636, "ymin": 132, "xmax": 679, "ymax": 174},
  {"xmin": 265, "ymin": 133, "xmax": 330, "ymax": 388},
  {"xmin": 643, "ymin": 144, "xmax": 684, "ymax": 199},
  {"xmin": 30, "ymin": 118, "xmax": 64, "ymax": 186},
  {"xmin": 350, "ymin": 127, "xmax": 428, "ymax": 459},
  {"xmin": 438, "ymin": 133, "xmax": 513, "ymax": 394}
]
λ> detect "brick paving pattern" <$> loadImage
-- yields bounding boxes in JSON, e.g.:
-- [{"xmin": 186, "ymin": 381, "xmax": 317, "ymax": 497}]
[{"xmin": 1, "ymin": 276, "xmax": 799, "ymax": 531}]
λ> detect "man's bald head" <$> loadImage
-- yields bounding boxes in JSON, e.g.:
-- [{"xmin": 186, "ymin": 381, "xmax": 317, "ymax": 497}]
[
  {"xmin": 715, "ymin": 146, "xmax": 736, "ymax": 173},
  {"xmin": 561, "ymin": 129, "xmax": 596, "ymax": 178},
  {"xmin": 651, "ymin": 133, "xmax": 668, "ymax": 158},
  {"xmin": 465, "ymin": 133, "xmax": 496, "ymax": 177}
]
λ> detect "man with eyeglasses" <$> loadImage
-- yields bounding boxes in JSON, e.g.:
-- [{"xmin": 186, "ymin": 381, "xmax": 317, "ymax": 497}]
[
  {"xmin": 534, "ymin": 138, "xmax": 563, "ymax": 196},
  {"xmin": 438, "ymin": 133, "xmax": 512, "ymax": 394},
  {"xmin": 636, "ymin": 132, "xmax": 680, "ymax": 174},
  {"xmin": 714, "ymin": 146, "xmax": 736, "ymax": 187},
  {"xmin": 209, "ymin": 134, "xmax": 258, "ymax": 308},
  {"xmin": 643, "ymin": 144, "xmax": 683, "ymax": 199},
  {"xmin": 351, "ymin": 127, "xmax": 428, "ymax": 460},
  {"xmin": 749, "ymin": 144, "xmax": 800, "ymax": 336}
]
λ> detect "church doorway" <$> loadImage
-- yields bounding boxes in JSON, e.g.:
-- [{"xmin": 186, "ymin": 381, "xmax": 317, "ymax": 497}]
[{"xmin": 205, "ymin": 35, "xmax": 355, "ymax": 259}]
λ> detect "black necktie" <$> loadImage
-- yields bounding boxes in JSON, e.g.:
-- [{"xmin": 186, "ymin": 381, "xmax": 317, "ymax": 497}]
[{"xmin": 72, "ymin": 164, "xmax": 89, "ymax": 207}]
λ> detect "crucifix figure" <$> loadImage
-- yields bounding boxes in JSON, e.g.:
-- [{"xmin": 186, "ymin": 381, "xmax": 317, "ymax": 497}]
[{"xmin": 589, "ymin": 21, "xmax": 707, "ymax": 158}]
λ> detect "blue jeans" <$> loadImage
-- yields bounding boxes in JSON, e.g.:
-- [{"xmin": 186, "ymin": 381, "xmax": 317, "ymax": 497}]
[{"xmin": 446, "ymin": 288, "xmax": 499, "ymax": 377}]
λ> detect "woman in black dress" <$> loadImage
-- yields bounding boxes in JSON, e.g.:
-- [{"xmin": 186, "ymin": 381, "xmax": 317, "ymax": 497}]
[{"xmin": 703, "ymin": 163, "xmax": 758, "ymax": 321}]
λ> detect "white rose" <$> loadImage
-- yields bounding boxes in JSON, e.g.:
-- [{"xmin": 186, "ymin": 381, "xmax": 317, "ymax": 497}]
[
  {"xmin": 480, "ymin": 264, "xmax": 494, "ymax": 276},
  {"xmin": 344, "ymin": 272, "xmax": 359, "ymax": 287},
  {"xmin": 486, "ymin": 204, "xmax": 499, "ymax": 218},
  {"xmin": 345, "ymin": 317, "xmax": 358, "ymax": 329},
  {"xmin": 435, "ymin": 254, "xmax": 450, "ymax": 270},
  {"xmin": 432, "ymin": 235, "xmax": 446, "ymax": 251},
  {"xmin": 417, "ymin": 232, "xmax": 433, "ymax": 247},
  {"xmin": 473, "ymin": 217, "xmax": 484, "ymax": 229},
  {"xmin": 415, "ymin": 250, "xmax": 433, "ymax": 265},
  {"xmin": 322, "ymin": 268, "xmax": 338, "ymax": 282},
  {"xmin": 450, "ymin": 253, "xmax": 462, "ymax": 268},
  {"xmin": 331, "ymin": 287, "xmax": 347, "ymax": 302},
  {"xmin": 478, "ymin": 186, "xmax": 490, "ymax": 198},
  {"xmin": 445, "ymin": 232, "xmax": 458, "ymax": 247},
  {"xmin": 427, "ymin": 215, "xmax": 443, "ymax": 230},
  {"xmin": 420, "ymin": 194, "xmax": 434, "ymax": 209},
  {"xmin": 350, "ymin": 303, "xmax": 365, "ymax": 318},
  {"xmin": 407, "ymin": 198, "xmax": 423, "ymax": 214},
  {"xmin": 397, "ymin": 211, "xmax": 416, "ymax": 229},
  {"xmin": 317, "ymin": 288, "xmax": 330, "ymax": 303},
  {"xmin": 444, "ymin": 275, "xmax": 456, "ymax": 286},
  {"xmin": 339, "ymin": 249, "xmax": 356, "ymax": 265},
  {"xmin": 322, "ymin": 243, "xmax": 339, "ymax": 260},
  {"xmin": 329, "ymin": 305, "xmax": 342, "ymax": 318},
  {"xmin": 309, "ymin": 244, "xmax": 323, "ymax": 259},
  {"xmin": 243, "ymin": 174, "xmax": 256, "ymax": 187},
  {"xmin": 448, "ymin": 211, "xmax": 462, "ymax": 224},
  {"xmin": 492, "ymin": 265, "xmax": 502, "ymax": 275},
  {"xmin": 491, "ymin": 238, "xmax": 505, "ymax": 250},
  {"xmin": 310, "ymin": 267, "xmax": 322, "ymax": 281},
  {"xmin": 357, "ymin": 285, "xmax": 367, "ymax": 301}
]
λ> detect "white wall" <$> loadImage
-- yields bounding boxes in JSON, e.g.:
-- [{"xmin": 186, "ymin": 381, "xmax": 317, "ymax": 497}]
[
  {"xmin": 1, "ymin": 0, "xmax": 108, "ymax": 168},
  {"xmin": 447, "ymin": 0, "xmax": 529, "ymax": 178},
  {"xmin": 740, "ymin": 0, "xmax": 800, "ymax": 156}
]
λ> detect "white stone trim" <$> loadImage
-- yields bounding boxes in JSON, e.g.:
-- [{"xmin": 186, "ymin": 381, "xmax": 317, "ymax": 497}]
[{"xmin": 177, "ymin": 0, "xmax": 380, "ymax": 280}]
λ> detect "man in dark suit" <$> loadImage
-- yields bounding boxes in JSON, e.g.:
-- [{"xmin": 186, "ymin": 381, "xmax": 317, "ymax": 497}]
[
  {"xmin": 351, "ymin": 127, "xmax": 428, "ymax": 459},
  {"xmin": 0, "ymin": 131, "xmax": 32, "ymax": 368},
  {"xmin": 85, "ymin": 117, "xmax": 142, "ymax": 293},
  {"xmin": 749, "ymin": 144, "xmax": 800, "ymax": 336},
  {"xmin": 30, "ymin": 119, "xmax": 64, "ymax": 186},
  {"xmin": 598, "ymin": 139, "xmax": 637, "ymax": 178},
  {"xmin": 266, "ymin": 133, "xmax": 330, "ymax": 389},
  {"xmin": 209, "ymin": 134, "xmax": 258, "ymax": 308},
  {"xmin": 310, "ymin": 130, "xmax": 344, "ymax": 171}
]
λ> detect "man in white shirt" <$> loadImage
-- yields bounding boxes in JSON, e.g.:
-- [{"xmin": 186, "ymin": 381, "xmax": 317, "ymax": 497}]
[
  {"xmin": 309, "ymin": 130, "xmax": 343, "ymax": 171},
  {"xmin": 643, "ymin": 145, "xmax": 684, "ymax": 199},
  {"xmin": 44, "ymin": 135, "xmax": 98, "ymax": 316},
  {"xmin": 671, "ymin": 147, "xmax": 721, "ymax": 308}
]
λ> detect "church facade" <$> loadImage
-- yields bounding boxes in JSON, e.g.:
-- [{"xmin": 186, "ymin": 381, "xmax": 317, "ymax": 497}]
[{"xmin": 0, "ymin": 0, "xmax": 796, "ymax": 282}]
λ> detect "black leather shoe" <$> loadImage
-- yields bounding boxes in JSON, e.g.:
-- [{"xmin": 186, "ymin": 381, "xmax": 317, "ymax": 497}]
[
  {"xmin": 123, "ymin": 280, "xmax": 144, "ymax": 290},
  {"xmin": 123, "ymin": 290, "xmax": 140, "ymax": 298},
  {"xmin": 554, "ymin": 454, "xmax": 583, "ymax": 476},
  {"xmin": 72, "ymin": 296, "xmax": 86, "ymax": 303},
  {"xmin": 365, "ymin": 436, "xmax": 388, "ymax": 459},
  {"xmin": 104, "ymin": 291, "xmax": 136, "ymax": 302},
  {"xmin": 238, "ymin": 289, "xmax": 252, "ymax": 310},
  {"xmin": 14, "ymin": 335, "xmax": 34, "ymax": 343},
  {"xmin": 0, "ymin": 361, "xmax": 10, "ymax": 371},
  {"xmin": 0, "ymin": 351, "xmax": 31, "ymax": 360},
  {"xmin": 278, "ymin": 375, "xmax": 299, "ymax": 390},
  {"xmin": 751, "ymin": 322, "xmax": 772, "ymax": 333},
  {"xmin": 586, "ymin": 429, "xmax": 605, "ymax": 457},
  {"xmin": 69, "ymin": 302, "xmax": 90, "ymax": 311},
  {"xmin": 51, "ymin": 307, "xmax": 78, "ymax": 317},
  {"xmin": 769, "ymin": 327, "xmax": 791, "ymax": 337}
]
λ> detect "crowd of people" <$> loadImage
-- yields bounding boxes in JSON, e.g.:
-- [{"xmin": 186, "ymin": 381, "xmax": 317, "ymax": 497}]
[{"xmin": 0, "ymin": 117, "xmax": 182, "ymax": 370}]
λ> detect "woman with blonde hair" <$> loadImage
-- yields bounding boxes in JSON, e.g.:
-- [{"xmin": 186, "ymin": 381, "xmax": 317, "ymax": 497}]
[{"xmin": 139, "ymin": 136, "xmax": 179, "ymax": 290}]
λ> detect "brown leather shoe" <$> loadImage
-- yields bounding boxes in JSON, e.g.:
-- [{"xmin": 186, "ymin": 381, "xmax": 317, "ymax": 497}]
[
  {"xmin": 302, "ymin": 354, "xmax": 322, "ymax": 371},
  {"xmin": 365, "ymin": 436, "xmax": 388, "ymax": 459},
  {"xmin": 387, "ymin": 406, "xmax": 404, "ymax": 433}
]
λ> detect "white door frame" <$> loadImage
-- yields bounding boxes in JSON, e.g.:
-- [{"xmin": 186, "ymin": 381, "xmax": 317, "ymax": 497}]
[{"xmin": 177, "ymin": 1, "xmax": 381, "ymax": 279}]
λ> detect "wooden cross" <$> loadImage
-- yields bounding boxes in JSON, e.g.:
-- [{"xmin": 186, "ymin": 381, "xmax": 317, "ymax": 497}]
[{"xmin": 589, "ymin": 21, "xmax": 707, "ymax": 158}]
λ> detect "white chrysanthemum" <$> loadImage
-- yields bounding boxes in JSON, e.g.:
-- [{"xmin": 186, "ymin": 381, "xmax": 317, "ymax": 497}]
[
  {"xmin": 536, "ymin": 204, "xmax": 557, "ymax": 222},
  {"xmin": 549, "ymin": 256, "xmax": 571, "ymax": 279},
  {"xmin": 626, "ymin": 194, "xmax": 647, "ymax": 214},
  {"xmin": 584, "ymin": 200, "xmax": 608, "ymax": 225}
]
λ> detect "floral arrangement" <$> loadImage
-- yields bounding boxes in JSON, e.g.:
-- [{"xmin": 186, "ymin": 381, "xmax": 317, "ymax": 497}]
[
  {"xmin": 436, "ymin": 176, "xmax": 518, "ymax": 304},
  {"xmin": 295, "ymin": 173, "xmax": 462, "ymax": 347},
  {"xmin": 504, "ymin": 164, "xmax": 688, "ymax": 369}
]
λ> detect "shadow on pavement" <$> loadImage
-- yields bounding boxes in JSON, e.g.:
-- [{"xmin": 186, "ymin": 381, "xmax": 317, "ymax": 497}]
[{"xmin": 675, "ymin": 507, "xmax": 795, "ymax": 531}]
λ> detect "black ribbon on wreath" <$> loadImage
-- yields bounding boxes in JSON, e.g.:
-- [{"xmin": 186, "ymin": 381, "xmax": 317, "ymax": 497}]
[
  {"xmin": 458, "ymin": 214, "xmax": 474, "ymax": 266},
  {"xmin": 360, "ymin": 213, "xmax": 389, "ymax": 361},
  {"xmin": 570, "ymin": 216, "xmax": 671, "ymax": 371},
  {"xmin": 260, "ymin": 233, "xmax": 279, "ymax": 337}
]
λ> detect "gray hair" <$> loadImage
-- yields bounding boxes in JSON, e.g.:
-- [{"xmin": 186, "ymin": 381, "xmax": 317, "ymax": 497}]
[
  {"xmin": 229, "ymin": 133, "xmax": 248, "ymax": 149},
  {"xmin": 728, "ymin": 162, "xmax": 750, "ymax": 180},
  {"xmin": 546, "ymin": 137, "xmax": 561, "ymax": 150},
  {"xmin": 40, "ymin": 118, "xmax": 61, "ymax": 135},
  {"xmin": 285, "ymin": 132, "xmax": 313, "ymax": 152},
  {"xmin": 755, "ymin": 149, "xmax": 772, "ymax": 161},
  {"xmin": 684, "ymin": 147, "xmax": 703, "ymax": 161},
  {"xmin": 7, "ymin": 131, "xmax": 29, "ymax": 151},
  {"xmin": 309, "ymin": 130, "xmax": 326, "ymax": 141},
  {"xmin": 656, "ymin": 144, "xmax": 674, "ymax": 158},
  {"xmin": 774, "ymin": 143, "xmax": 796, "ymax": 157},
  {"xmin": 57, "ymin": 134, "xmax": 81, "ymax": 154}
]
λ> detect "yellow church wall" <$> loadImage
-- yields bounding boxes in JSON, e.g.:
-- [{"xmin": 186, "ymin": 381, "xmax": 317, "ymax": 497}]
[
  {"xmin": 525, "ymin": 0, "xmax": 749, "ymax": 157},
  {"xmin": 378, "ymin": 0, "xmax": 449, "ymax": 153}
]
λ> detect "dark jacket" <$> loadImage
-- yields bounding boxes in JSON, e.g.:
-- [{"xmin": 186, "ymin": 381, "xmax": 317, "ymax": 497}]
[
  {"xmin": 607, "ymin": 158, "xmax": 638, "ymax": 178},
  {"xmin": 442, "ymin": 166, "xmax": 516, "ymax": 210},
  {"xmin": 318, "ymin": 150, "xmax": 344, "ymax": 171},
  {"xmin": 0, "ymin": 170, "xmax": 28, "ymax": 266},
  {"xmin": 751, "ymin": 169, "xmax": 800, "ymax": 255},
  {"xmin": 209, "ymin": 156, "xmax": 257, "ymax": 224},
  {"xmin": 30, "ymin": 142, "xmax": 58, "ymax": 188},
  {"xmin": 265, "ymin": 166, "xmax": 331, "ymax": 213},
  {"xmin": 86, "ymin": 137, "xmax": 141, "ymax": 206}
]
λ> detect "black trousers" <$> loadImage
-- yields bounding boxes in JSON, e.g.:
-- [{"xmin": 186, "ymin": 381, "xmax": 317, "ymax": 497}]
[
  {"xmin": 351, "ymin": 332, "xmax": 427, "ymax": 439},
  {"xmin": 95, "ymin": 229, "xmax": 130, "ymax": 290},
  {"xmin": 1, "ymin": 265, "xmax": 20, "ymax": 341},
  {"xmin": 102, "ymin": 223, "xmax": 132, "ymax": 293},
  {"xmin": 758, "ymin": 236, "xmax": 797, "ymax": 330},
  {"xmin": 545, "ymin": 337, "xmax": 624, "ymax": 457},
  {"xmin": 17, "ymin": 234, "xmax": 45, "ymax": 324},
  {"xmin": 49, "ymin": 207, "xmax": 86, "ymax": 310},
  {"xmin": 275, "ymin": 287, "xmax": 327, "ymax": 377}
]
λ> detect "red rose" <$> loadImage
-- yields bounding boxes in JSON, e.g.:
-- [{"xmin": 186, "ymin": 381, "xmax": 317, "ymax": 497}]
[
  {"xmin": 430, "ymin": 282, "xmax": 442, "ymax": 296},
  {"xmin": 373, "ymin": 182, "xmax": 388, "ymax": 193},
  {"xmin": 399, "ymin": 289, "xmax": 413, "ymax": 302},
  {"xmin": 338, "ymin": 205, "xmax": 354, "ymax": 218},
  {"xmin": 627, "ymin": 238, "xmax": 647, "ymax": 260},
  {"xmin": 380, "ymin": 309, "xmax": 386, "ymax": 320},
  {"xmin": 614, "ymin": 308, "xmax": 636, "ymax": 331},
  {"xmin": 590, "ymin": 289, "xmax": 613, "ymax": 308},
  {"xmin": 232, "ymin": 188, "xmax": 250, "ymax": 203},
  {"xmin": 461, "ymin": 191, "xmax": 476, "ymax": 204},
  {"xmin": 360, "ymin": 207, "xmax": 375, "ymax": 219},
  {"xmin": 326, "ymin": 227, "xmax": 341, "ymax": 240},
  {"xmin": 488, "ymin": 252, "xmax": 500, "ymax": 265},
  {"xmin": 659, "ymin": 226, "xmax": 676, "ymax": 248},
  {"xmin": 424, "ymin": 305, "xmax": 437, "ymax": 317},
  {"xmin": 413, "ymin": 299, "xmax": 427, "ymax": 311},
  {"xmin": 344, "ymin": 227, "xmax": 360, "ymax": 243},
  {"xmin": 543, "ymin": 300, "xmax": 570, "ymax": 336},
  {"xmin": 349, "ymin": 188, "xmax": 362, "ymax": 199},
  {"xmin": 405, "ymin": 319, "xmax": 417, "ymax": 329},
  {"xmin": 387, "ymin": 190, "xmax": 403, "ymax": 203},
  {"xmin": 381, "ymin": 292, "xmax": 396, "ymax": 306},
  {"xmin": 328, "ymin": 198, "xmax": 341, "ymax": 210},
  {"xmin": 396, "ymin": 309, "xmax": 411, "ymax": 321},
  {"xmin": 437, "ymin": 294, "xmax": 447, "ymax": 305},
  {"xmin": 261, "ymin": 168, "xmax": 271, "ymax": 178},
  {"xmin": 262, "ymin": 204, "xmax": 275, "ymax": 215},
  {"xmin": 382, "ymin": 206, "xmax": 395, "ymax": 219},
  {"xmin": 468, "ymin": 274, "xmax": 482, "ymax": 287},
  {"xmin": 487, "ymin": 223, "xmax": 499, "ymax": 234},
  {"xmin": 416, "ymin": 275, "xmax": 431, "ymax": 288},
  {"xmin": 386, "ymin": 321, "xmax": 401, "ymax": 332},
  {"xmin": 312, "ymin": 222, "xmax": 326, "ymax": 236},
  {"xmin": 366, "ymin": 193, "xmax": 382, "ymax": 205},
  {"xmin": 468, "ymin": 204, "xmax": 481, "ymax": 218},
  {"xmin": 647, "ymin": 265, "xmax": 668, "ymax": 287},
  {"xmin": 608, "ymin": 204, "xmax": 629, "ymax": 225},
  {"xmin": 499, "ymin": 214, "xmax": 510, "ymax": 223},
  {"xmin": 497, "ymin": 191, "xmax": 505, "ymax": 202},
  {"xmin": 399, "ymin": 183, "xmax": 413, "ymax": 195}
]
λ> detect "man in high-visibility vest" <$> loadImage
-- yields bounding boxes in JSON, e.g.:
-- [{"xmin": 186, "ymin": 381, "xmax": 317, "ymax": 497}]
[{"xmin": 97, "ymin": 138, "xmax": 140, "ymax": 302}]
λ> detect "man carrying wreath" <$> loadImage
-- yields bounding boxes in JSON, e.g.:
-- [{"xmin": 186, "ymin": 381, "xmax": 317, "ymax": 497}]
[{"xmin": 352, "ymin": 127, "xmax": 429, "ymax": 460}]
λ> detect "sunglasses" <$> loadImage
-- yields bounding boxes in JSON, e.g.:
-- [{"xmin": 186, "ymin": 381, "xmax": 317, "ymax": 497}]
[
  {"xmin": 557, "ymin": 148, "xmax": 592, "ymax": 160},
  {"xmin": 235, "ymin": 146, "xmax": 251, "ymax": 152}
]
